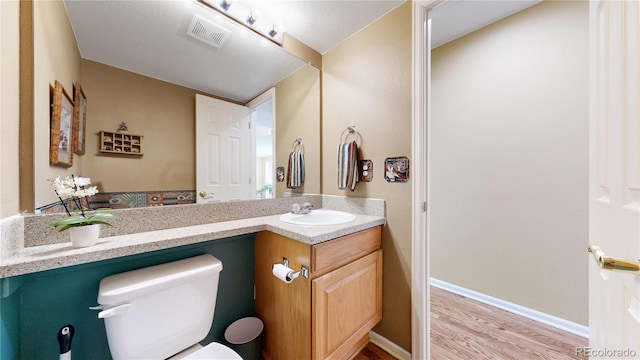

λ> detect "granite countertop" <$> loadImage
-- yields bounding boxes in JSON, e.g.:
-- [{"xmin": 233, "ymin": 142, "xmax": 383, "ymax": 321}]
[{"xmin": 0, "ymin": 210, "xmax": 385, "ymax": 279}]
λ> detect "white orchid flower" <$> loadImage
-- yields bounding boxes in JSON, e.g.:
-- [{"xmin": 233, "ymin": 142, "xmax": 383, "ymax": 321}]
[
  {"xmin": 49, "ymin": 175, "xmax": 99, "ymax": 199},
  {"xmin": 75, "ymin": 186, "xmax": 99, "ymax": 198},
  {"xmin": 57, "ymin": 187, "xmax": 75, "ymax": 199},
  {"xmin": 48, "ymin": 175, "xmax": 107, "ymax": 223},
  {"xmin": 72, "ymin": 176, "xmax": 92, "ymax": 187},
  {"xmin": 49, "ymin": 177, "xmax": 71, "ymax": 198},
  {"xmin": 50, "ymin": 176, "xmax": 65, "ymax": 190}
]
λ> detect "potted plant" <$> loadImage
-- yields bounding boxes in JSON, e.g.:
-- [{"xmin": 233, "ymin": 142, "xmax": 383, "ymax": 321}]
[
  {"xmin": 49, "ymin": 175, "xmax": 115, "ymax": 247},
  {"xmin": 261, "ymin": 184, "xmax": 273, "ymax": 198}
]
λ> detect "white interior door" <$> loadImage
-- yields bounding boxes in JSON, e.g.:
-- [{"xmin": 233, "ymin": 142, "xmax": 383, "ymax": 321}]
[
  {"xmin": 588, "ymin": 0, "xmax": 640, "ymax": 356},
  {"xmin": 196, "ymin": 94, "xmax": 252, "ymax": 202}
]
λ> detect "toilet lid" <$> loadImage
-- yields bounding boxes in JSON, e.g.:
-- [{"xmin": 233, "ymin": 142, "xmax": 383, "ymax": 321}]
[{"xmin": 182, "ymin": 342, "xmax": 242, "ymax": 360}]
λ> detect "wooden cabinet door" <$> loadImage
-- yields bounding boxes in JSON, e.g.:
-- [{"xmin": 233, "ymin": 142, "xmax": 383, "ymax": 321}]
[{"xmin": 312, "ymin": 250, "xmax": 382, "ymax": 360}]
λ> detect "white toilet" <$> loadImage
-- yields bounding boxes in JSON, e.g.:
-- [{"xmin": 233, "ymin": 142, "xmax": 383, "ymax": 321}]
[{"xmin": 95, "ymin": 254, "xmax": 242, "ymax": 360}]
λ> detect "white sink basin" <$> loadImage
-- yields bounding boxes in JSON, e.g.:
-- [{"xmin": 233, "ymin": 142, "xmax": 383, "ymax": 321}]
[{"xmin": 279, "ymin": 209, "xmax": 356, "ymax": 226}]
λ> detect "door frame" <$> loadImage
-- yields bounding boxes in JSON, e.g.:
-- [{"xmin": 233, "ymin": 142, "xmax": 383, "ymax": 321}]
[
  {"xmin": 411, "ymin": 1, "xmax": 438, "ymax": 359},
  {"xmin": 413, "ymin": 1, "xmax": 601, "ymax": 357}
]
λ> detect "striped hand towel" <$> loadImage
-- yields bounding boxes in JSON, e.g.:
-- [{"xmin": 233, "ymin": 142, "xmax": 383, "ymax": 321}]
[
  {"xmin": 338, "ymin": 140, "xmax": 359, "ymax": 191},
  {"xmin": 286, "ymin": 150, "xmax": 304, "ymax": 189}
]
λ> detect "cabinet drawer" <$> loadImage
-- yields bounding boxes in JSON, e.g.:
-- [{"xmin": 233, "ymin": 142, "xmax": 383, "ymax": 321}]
[{"xmin": 311, "ymin": 226, "xmax": 381, "ymax": 277}]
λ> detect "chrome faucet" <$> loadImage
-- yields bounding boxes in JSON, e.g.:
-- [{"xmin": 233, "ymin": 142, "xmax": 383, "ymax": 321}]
[{"xmin": 291, "ymin": 202, "xmax": 313, "ymax": 215}]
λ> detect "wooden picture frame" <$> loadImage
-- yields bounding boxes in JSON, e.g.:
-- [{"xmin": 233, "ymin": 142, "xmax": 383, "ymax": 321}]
[
  {"xmin": 50, "ymin": 80, "xmax": 74, "ymax": 167},
  {"xmin": 73, "ymin": 82, "xmax": 87, "ymax": 155}
]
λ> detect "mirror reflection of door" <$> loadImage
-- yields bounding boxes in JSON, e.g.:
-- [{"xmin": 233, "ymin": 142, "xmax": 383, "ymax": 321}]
[
  {"xmin": 195, "ymin": 94, "xmax": 253, "ymax": 202},
  {"xmin": 248, "ymin": 89, "xmax": 276, "ymax": 199}
]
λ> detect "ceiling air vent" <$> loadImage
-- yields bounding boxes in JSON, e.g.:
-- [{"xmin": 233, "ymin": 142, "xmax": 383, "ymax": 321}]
[{"xmin": 187, "ymin": 14, "xmax": 231, "ymax": 48}]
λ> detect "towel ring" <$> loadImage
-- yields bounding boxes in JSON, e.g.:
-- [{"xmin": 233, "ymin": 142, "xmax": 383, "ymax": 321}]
[
  {"xmin": 339, "ymin": 126, "xmax": 362, "ymax": 146},
  {"xmin": 291, "ymin": 137, "xmax": 304, "ymax": 154}
]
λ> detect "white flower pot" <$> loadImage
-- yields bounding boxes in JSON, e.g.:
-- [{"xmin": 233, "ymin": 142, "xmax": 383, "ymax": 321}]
[{"xmin": 68, "ymin": 224, "xmax": 100, "ymax": 248}]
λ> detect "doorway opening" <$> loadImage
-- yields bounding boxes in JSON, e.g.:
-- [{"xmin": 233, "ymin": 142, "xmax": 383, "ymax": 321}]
[
  {"xmin": 248, "ymin": 88, "xmax": 276, "ymax": 199},
  {"xmin": 413, "ymin": 0, "xmax": 590, "ymax": 358}
]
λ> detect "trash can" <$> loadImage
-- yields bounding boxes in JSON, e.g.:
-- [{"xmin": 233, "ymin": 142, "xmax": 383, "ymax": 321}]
[{"xmin": 224, "ymin": 317, "xmax": 263, "ymax": 360}]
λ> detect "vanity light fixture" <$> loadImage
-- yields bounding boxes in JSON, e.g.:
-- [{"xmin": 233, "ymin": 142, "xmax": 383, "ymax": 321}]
[{"xmin": 197, "ymin": 0, "xmax": 283, "ymax": 44}]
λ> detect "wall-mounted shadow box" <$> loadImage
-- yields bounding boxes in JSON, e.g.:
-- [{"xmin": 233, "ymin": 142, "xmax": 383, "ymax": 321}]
[{"xmin": 99, "ymin": 130, "xmax": 143, "ymax": 156}]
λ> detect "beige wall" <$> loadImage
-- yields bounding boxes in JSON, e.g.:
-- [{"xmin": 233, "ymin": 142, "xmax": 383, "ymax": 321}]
[
  {"xmin": 274, "ymin": 65, "xmax": 321, "ymax": 197},
  {"xmin": 33, "ymin": 0, "xmax": 82, "ymax": 208},
  {"xmin": 430, "ymin": 0, "xmax": 589, "ymax": 325},
  {"xmin": 322, "ymin": 2, "xmax": 413, "ymax": 351},
  {"xmin": 81, "ymin": 60, "xmax": 197, "ymax": 193},
  {"xmin": 0, "ymin": 0, "xmax": 21, "ymax": 217},
  {"xmin": 81, "ymin": 60, "xmax": 322, "ymax": 197}
]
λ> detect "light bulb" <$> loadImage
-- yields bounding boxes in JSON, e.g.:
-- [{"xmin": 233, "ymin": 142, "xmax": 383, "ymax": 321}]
[
  {"xmin": 219, "ymin": 0, "xmax": 231, "ymax": 11},
  {"xmin": 246, "ymin": 13, "xmax": 256, "ymax": 25}
]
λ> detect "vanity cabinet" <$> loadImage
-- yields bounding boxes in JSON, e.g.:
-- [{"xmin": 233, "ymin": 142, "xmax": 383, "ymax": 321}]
[
  {"xmin": 255, "ymin": 226, "xmax": 382, "ymax": 360},
  {"xmin": 312, "ymin": 250, "xmax": 382, "ymax": 359}
]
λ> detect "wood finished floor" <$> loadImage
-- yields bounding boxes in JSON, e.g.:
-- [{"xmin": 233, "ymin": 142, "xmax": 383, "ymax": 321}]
[
  {"xmin": 354, "ymin": 287, "xmax": 588, "ymax": 360},
  {"xmin": 430, "ymin": 287, "xmax": 588, "ymax": 360},
  {"xmin": 354, "ymin": 342, "xmax": 398, "ymax": 360}
]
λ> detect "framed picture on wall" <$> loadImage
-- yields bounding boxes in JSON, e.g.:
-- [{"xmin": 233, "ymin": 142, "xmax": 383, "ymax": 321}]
[
  {"xmin": 73, "ymin": 81, "xmax": 87, "ymax": 155},
  {"xmin": 49, "ymin": 80, "xmax": 74, "ymax": 167},
  {"xmin": 384, "ymin": 156, "xmax": 409, "ymax": 182}
]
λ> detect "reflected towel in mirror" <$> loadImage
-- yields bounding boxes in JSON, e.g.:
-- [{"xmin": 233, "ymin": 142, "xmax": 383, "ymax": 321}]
[{"xmin": 286, "ymin": 150, "xmax": 304, "ymax": 189}]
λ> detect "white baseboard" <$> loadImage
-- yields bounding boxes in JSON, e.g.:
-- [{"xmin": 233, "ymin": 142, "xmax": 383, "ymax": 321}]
[
  {"xmin": 368, "ymin": 331, "xmax": 411, "ymax": 360},
  {"xmin": 430, "ymin": 278, "xmax": 589, "ymax": 338}
]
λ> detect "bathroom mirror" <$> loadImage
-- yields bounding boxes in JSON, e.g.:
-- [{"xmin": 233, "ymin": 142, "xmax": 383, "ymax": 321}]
[{"xmin": 26, "ymin": 0, "xmax": 321, "ymax": 212}]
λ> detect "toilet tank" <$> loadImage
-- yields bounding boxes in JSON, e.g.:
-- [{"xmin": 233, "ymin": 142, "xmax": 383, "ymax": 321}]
[{"xmin": 96, "ymin": 254, "xmax": 223, "ymax": 360}]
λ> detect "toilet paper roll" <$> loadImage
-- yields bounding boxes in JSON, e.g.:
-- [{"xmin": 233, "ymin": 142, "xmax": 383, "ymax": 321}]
[{"xmin": 272, "ymin": 263, "xmax": 295, "ymax": 283}]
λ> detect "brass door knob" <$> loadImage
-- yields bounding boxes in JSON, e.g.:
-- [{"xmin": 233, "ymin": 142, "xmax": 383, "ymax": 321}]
[{"xmin": 588, "ymin": 245, "xmax": 640, "ymax": 275}]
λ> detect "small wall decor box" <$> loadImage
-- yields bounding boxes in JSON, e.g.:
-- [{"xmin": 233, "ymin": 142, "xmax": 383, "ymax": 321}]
[
  {"xmin": 99, "ymin": 130, "xmax": 143, "ymax": 155},
  {"xmin": 276, "ymin": 167, "xmax": 285, "ymax": 182},
  {"xmin": 384, "ymin": 156, "xmax": 409, "ymax": 182}
]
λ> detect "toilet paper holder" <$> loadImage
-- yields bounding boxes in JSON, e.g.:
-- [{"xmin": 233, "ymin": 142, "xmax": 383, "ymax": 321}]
[{"xmin": 276, "ymin": 257, "xmax": 309, "ymax": 279}]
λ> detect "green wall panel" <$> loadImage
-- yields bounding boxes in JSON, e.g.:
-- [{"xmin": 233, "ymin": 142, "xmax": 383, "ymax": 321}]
[
  {"xmin": 0, "ymin": 277, "xmax": 22, "ymax": 360},
  {"xmin": 0, "ymin": 234, "xmax": 255, "ymax": 359}
]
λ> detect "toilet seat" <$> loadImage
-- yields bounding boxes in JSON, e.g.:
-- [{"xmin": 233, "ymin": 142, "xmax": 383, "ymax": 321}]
[{"xmin": 181, "ymin": 342, "xmax": 242, "ymax": 360}]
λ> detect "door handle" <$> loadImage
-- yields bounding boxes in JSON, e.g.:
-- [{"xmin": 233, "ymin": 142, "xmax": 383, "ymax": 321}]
[
  {"xmin": 97, "ymin": 303, "xmax": 130, "ymax": 318},
  {"xmin": 199, "ymin": 191, "xmax": 214, "ymax": 199},
  {"xmin": 588, "ymin": 245, "xmax": 640, "ymax": 275}
]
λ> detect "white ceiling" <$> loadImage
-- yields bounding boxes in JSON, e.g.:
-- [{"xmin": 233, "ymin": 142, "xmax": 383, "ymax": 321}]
[
  {"xmin": 63, "ymin": 0, "xmax": 403, "ymax": 103},
  {"xmin": 63, "ymin": 0, "xmax": 541, "ymax": 104},
  {"xmin": 430, "ymin": 0, "xmax": 542, "ymax": 49}
]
